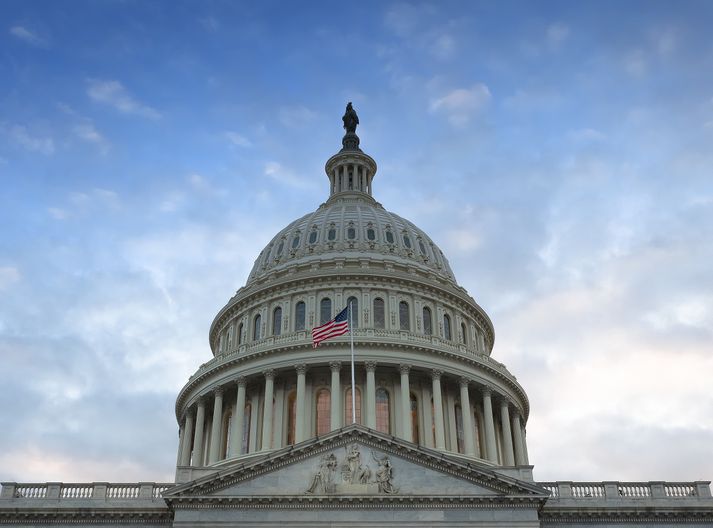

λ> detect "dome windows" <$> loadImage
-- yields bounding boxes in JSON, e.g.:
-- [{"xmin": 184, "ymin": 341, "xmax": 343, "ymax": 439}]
[
  {"xmin": 443, "ymin": 314, "xmax": 452, "ymax": 341},
  {"xmin": 273, "ymin": 307, "xmax": 282, "ymax": 336},
  {"xmin": 399, "ymin": 301, "xmax": 410, "ymax": 331},
  {"xmin": 320, "ymin": 298, "xmax": 332, "ymax": 325},
  {"xmin": 327, "ymin": 227, "xmax": 337, "ymax": 241},
  {"xmin": 295, "ymin": 301, "xmax": 306, "ymax": 331},
  {"xmin": 276, "ymin": 240, "xmax": 284, "ymax": 257},
  {"xmin": 309, "ymin": 229, "xmax": 318, "ymax": 244},
  {"xmin": 373, "ymin": 298, "xmax": 385, "ymax": 329},
  {"xmin": 418, "ymin": 239, "xmax": 427, "ymax": 256},
  {"xmin": 385, "ymin": 230, "xmax": 394, "ymax": 244},
  {"xmin": 366, "ymin": 228, "xmax": 376, "ymax": 241},
  {"xmin": 291, "ymin": 234, "xmax": 300, "ymax": 249},
  {"xmin": 253, "ymin": 314, "xmax": 262, "ymax": 341},
  {"xmin": 423, "ymin": 306, "xmax": 433, "ymax": 335},
  {"xmin": 346, "ymin": 296, "xmax": 358, "ymax": 328},
  {"xmin": 403, "ymin": 234, "xmax": 412, "ymax": 249},
  {"xmin": 347, "ymin": 227, "xmax": 356, "ymax": 240}
]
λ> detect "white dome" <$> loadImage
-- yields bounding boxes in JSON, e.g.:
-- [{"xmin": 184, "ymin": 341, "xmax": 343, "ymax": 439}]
[{"xmin": 247, "ymin": 192, "xmax": 456, "ymax": 287}]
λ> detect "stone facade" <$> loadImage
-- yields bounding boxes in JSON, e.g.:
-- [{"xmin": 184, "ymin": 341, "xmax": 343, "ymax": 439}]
[{"xmin": 2, "ymin": 115, "xmax": 712, "ymax": 526}]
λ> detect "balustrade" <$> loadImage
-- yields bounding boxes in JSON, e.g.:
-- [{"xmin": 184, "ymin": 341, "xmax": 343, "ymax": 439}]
[
  {"xmin": 1, "ymin": 482, "xmax": 172, "ymax": 501},
  {"xmin": 539, "ymin": 481, "xmax": 709, "ymax": 501}
]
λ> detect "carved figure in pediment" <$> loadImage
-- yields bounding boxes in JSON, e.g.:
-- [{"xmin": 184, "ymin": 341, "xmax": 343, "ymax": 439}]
[
  {"xmin": 372, "ymin": 451, "xmax": 398, "ymax": 494},
  {"xmin": 342, "ymin": 443, "xmax": 371, "ymax": 484},
  {"xmin": 305, "ymin": 453, "xmax": 337, "ymax": 494}
]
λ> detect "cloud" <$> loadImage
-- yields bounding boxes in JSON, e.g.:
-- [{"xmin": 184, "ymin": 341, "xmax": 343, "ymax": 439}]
[
  {"xmin": 9, "ymin": 25, "xmax": 46, "ymax": 47},
  {"xmin": 225, "ymin": 131, "xmax": 252, "ymax": 148},
  {"xmin": 430, "ymin": 33, "xmax": 456, "ymax": 59},
  {"xmin": 278, "ymin": 106, "xmax": 317, "ymax": 128},
  {"xmin": 4, "ymin": 124, "xmax": 54, "ymax": 155},
  {"xmin": 264, "ymin": 161, "xmax": 315, "ymax": 190},
  {"xmin": 74, "ymin": 122, "xmax": 109, "ymax": 152},
  {"xmin": 0, "ymin": 266, "xmax": 20, "ymax": 290},
  {"xmin": 546, "ymin": 22, "xmax": 570, "ymax": 48},
  {"xmin": 429, "ymin": 84, "xmax": 491, "ymax": 126},
  {"xmin": 87, "ymin": 80, "xmax": 161, "ymax": 119},
  {"xmin": 623, "ymin": 50, "xmax": 647, "ymax": 77}
]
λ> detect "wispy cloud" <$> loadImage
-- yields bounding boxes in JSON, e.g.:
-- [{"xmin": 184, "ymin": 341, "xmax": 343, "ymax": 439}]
[
  {"xmin": 0, "ymin": 266, "xmax": 20, "ymax": 290},
  {"xmin": 87, "ymin": 80, "xmax": 161, "ymax": 119},
  {"xmin": 3, "ymin": 124, "xmax": 54, "ymax": 155},
  {"xmin": 225, "ymin": 131, "xmax": 252, "ymax": 148},
  {"xmin": 264, "ymin": 161, "xmax": 315, "ymax": 190},
  {"xmin": 278, "ymin": 106, "xmax": 317, "ymax": 128},
  {"xmin": 546, "ymin": 22, "xmax": 570, "ymax": 48},
  {"xmin": 9, "ymin": 25, "xmax": 46, "ymax": 47},
  {"xmin": 429, "ymin": 84, "xmax": 491, "ymax": 126},
  {"xmin": 73, "ymin": 122, "xmax": 109, "ymax": 153}
]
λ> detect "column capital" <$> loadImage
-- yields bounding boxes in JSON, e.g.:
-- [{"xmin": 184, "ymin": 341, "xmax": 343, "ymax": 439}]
[
  {"xmin": 459, "ymin": 377, "xmax": 470, "ymax": 388},
  {"xmin": 213, "ymin": 387, "xmax": 224, "ymax": 397},
  {"xmin": 499, "ymin": 398, "xmax": 511, "ymax": 410},
  {"xmin": 329, "ymin": 361, "xmax": 342, "ymax": 372},
  {"xmin": 196, "ymin": 395, "xmax": 207, "ymax": 406},
  {"xmin": 295, "ymin": 363, "xmax": 308, "ymax": 375},
  {"xmin": 480, "ymin": 385, "xmax": 493, "ymax": 397},
  {"xmin": 365, "ymin": 360, "xmax": 377, "ymax": 372},
  {"xmin": 263, "ymin": 369, "xmax": 276, "ymax": 380},
  {"xmin": 431, "ymin": 369, "xmax": 443, "ymax": 381},
  {"xmin": 399, "ymin": 363, "xmax": 411, "ymax": 375},
  {"xmin": 235, "ymin": 376, "xmax": 247, "ymax": 387}
]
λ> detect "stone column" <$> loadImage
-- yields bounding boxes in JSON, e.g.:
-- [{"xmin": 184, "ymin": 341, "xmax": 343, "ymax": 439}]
[
  {"xmin": 399, "ymin": 364, "xmax": 412, "ymax": 442},
  {"xmin": 365, "ymin": 361, "xmax": 377, "ymax": 429},
  {"xmin": 330, "ymin": 361, "xmax": 341, "ymax": 430},
  {"xmin": 192, "ymin": 398, "xmax": 206, "ymax": 467},
  {"xmin": 179, "ymin": 410, "xmax": 194, "ymax": 466},
  {"xmin": 261, "ymin": 369, "xmax": 275, "ymax": 451},
  {"xmin": 295, "ymin": 364, "xmax": 307, "ymax": 442},
  {"xmin": 459, "ymin": 378, "xmax": 476, "ymax": 456},
  {"xmin": 521, "ymin": 422, "xmax": 530, "ymax": 464},
  {"xmin": 500, "ymin": 401, "xmax": 515, "ymax": 466},
  {"xmin": 229, "ymin": 377, "xmax": 246, "ymax": 457},
  {"xmin": 208, "ymin": 388, "xmax": 224, "ymax": 464},
  {"xmin": 431, "ymin": 370, "xmax": 446, "ymax": 450},
  {"xmin": 481, "ymin": 388, "xmax": 498, "ymax": 463},
  {"xmin": 511, "ymin": 410, "xmax": 526, "ymax": 465}
]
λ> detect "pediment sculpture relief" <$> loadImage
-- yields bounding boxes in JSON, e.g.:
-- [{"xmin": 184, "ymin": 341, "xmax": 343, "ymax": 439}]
[{"xmin": 305, "ymin": 443, "xmax": 398, "ymax": 495}]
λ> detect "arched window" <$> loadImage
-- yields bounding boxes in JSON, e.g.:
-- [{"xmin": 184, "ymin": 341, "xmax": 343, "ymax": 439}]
[
  {"xmin": 316, "ymin": 389, "xmax": 331, "ymax": 435},
  {"xmin": 276, "ymin": 240, "xmax": 284, "ymax": 257},
  {"xmin": 222, "ymin": 412, "xmax": 232, "ymax": 459},
  {"xmin": 423, "ymin": 307, "xmax": 432, "ymax": 335},
  {"xmin": 375, "ymin": 388, "xmax": 390, "ymax": 433},
  {"xmin": 403, "ymin": 234, "xmax": 412, "ymax": 249},
  {"xmin": 242, "ymin": 403, "xmax": 251, "ymax": 453},
  {"xmin": 295, "ymin": 301, "xmax": 306, "ymax": 331},
  {"xmin": 286, "ymin": 391, "xmax": 297, "ymax": 445},
  {"xmin": 253, "ymin": 314, "xmax": 261, "ymax": 341},
  {"xmin": 366, "ymin": 228, "xmax": 376, "ymax": 241},
  {"xmin": 320, "ymin": 298, "xmax": 332, "ymax": 325},
  {"xmin": 346, "ymin": 296, "xmax": 359, "ymax": 328},
  {"xmin": 418, "ymin": 239, "xmax": 427, "ymax": 255},
  {"xmin": 309, "ymin": 230, "xmax": 318, "ymax": 244},
  {"xmin": 399, "ymin": 301, "xmax": 410, "ymax": 331},
  {"xmin": 455, "ymin": 404, "xmax": 464, "ymax": 453},
  {"xmin": 410, "ymin": 393, "xmax": 419, "ymax": 443},
  {"xmin": 344, "ymin": 387, "xmax": 362, "ymax": 425},
  {"xmin": 273, "ymin": 307, "xmax": 282, "ymax": 336},
  {"xmin": 385, "ymin": 230, "xmax": 394, "ymax": 244},
  {"xmin": 461, "ymin": 322, "xmax": 467, "ymax": 344},
  {"xmin": 237, "ymin": 322, "xmax": 243, "ymax": 345},
  {"xmin": 373, "ymin": 298, "xmax": 385, "ymax": 329},
  {"xmin": 327, "ymin": 227, "xmax": 337, "ymax": 241},
  {"xmin": 291, "ymin": 235, "xmax": 300, "ymax": 249},
  {"xmin": 443, "ymin": 314, "xmax": 452, "ymax": 340}
]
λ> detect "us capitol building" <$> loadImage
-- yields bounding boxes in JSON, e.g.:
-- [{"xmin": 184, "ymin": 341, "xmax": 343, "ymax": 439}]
[{"xmin": 2, "ymin": 105, "xmax": 712, "ymax": 527}]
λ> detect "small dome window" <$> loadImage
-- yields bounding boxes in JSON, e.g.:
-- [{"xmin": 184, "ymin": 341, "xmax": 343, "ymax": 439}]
[
  {"xmin": 276, "ymin": 241, "xmax": 284, "ymax": 256},
  {"xmin": 291, "ymin": 235, "xmax": 300, "ymax": 249},
  {"xmin": 347, "ymin": 227, "xmax": 356, "ymax": 240},
  {"xmin": 403, "ymin": 235, "xmax": 412, "ymax": 249},
  {"xmin": 262, "ymin": 247, "xmax": 272, "ymax": 266},
  {"xmin": 418, "ymin": 239, "xmax": 427, "ymax": 255},
  {"xmin": 309, "ymin": 231, "xmax": 318, "ymax": 244},
  {"xmin": 385, "ymin": 231, "xmax": 394, "ymax": 244},
  {"xmin": 367, "ymin": 228, "xmax": 376, "ymax": 241},
  {"xmin": 328, "ymin": 228, "xmax": 337, "ymax": 241}
]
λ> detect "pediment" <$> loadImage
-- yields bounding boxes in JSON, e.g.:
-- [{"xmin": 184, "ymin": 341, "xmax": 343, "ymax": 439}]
[{"xmin": 165, "ymin": 426, "xmax": 547, "ymax": 504}]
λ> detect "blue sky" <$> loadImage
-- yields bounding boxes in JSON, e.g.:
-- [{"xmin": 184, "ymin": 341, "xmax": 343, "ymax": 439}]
[{"xmin": 1, "ymin": 0, "xmax": 712, "ymax": 483}]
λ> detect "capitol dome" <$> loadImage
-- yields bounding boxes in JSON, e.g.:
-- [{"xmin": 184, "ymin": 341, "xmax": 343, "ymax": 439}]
[{"xmin": 173, "ymin": 107, "xmax": 531, "ymax": 483}]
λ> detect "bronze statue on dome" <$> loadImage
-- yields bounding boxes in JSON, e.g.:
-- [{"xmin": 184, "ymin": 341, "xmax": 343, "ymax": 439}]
[{"xmin": 342, "ymin": 102, "xmax": 359, "ymax": 134}]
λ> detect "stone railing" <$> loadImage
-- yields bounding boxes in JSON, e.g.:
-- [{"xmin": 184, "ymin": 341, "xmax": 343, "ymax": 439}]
[
  {"xmin": 538, "ymin": 481, "xmax": 712, "ymax": 501},
  {"xmin": 0, "ymin": 482, "xmax": 174, "ymax": 501}
]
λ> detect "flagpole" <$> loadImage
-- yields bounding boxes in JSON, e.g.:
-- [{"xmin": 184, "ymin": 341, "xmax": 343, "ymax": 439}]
[{"xmin": 349, "ymin": 300, "xmax": 356, "ymax": 424}]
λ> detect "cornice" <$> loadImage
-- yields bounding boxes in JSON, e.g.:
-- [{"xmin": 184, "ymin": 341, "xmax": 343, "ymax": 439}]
[{"xmin": 0, "ymin": 508, "xmax": 172, "ymax": 524}]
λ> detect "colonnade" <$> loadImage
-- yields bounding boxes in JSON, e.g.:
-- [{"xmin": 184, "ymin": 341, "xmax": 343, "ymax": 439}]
[{"xmin": 177, "ymin": 362, "xmax": 529, "ymax": 468}]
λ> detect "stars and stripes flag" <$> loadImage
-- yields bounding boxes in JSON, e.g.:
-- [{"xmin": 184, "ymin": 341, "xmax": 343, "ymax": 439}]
[{"xmin": 312, "ymin": 306, "xmax": 349, "ymax": 348}]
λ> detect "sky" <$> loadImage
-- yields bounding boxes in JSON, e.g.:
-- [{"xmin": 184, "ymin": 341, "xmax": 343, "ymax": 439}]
[{"xmin": 1, "ymin": 0, "xmax": 712, "ymax": 485}]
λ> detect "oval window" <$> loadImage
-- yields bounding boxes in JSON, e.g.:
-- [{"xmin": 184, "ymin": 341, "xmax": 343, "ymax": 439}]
[
  {"xmin": 385, "ymin": 231, "xmax": 394, "ymax": 244},
  {"xmin": 309, "ymin": 231, "xmax": 318, "ymax": 244},
  {"xmin": 328, "ymin": 228, "xmax": 337, "ymax": 241},
  {"xmin": 277, "ymin": 241, "xmax": 284, "ymax": 255},
  {"xmin": 418, "ymin": 240, "xmax": 426, "ymax": 255},
  {"xmin": 403, "ymin": 235, "xmax": 412, "ymax": 249},
  {"xmin": 347, "ymin": 227, "xmax": 356, "ymax": 240},
  {"xmin": 291, "ymin": 235, "xmax": 300, "ymax": 249},
  {"xmin": 367, "ymin": 228, "xmax": 376, "ymax": 241}
]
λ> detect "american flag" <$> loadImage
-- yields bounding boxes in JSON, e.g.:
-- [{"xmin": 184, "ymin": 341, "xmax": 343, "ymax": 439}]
[{"xmin": 312, "ymin": 307, "xmax": 349, "ymax": 348}]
